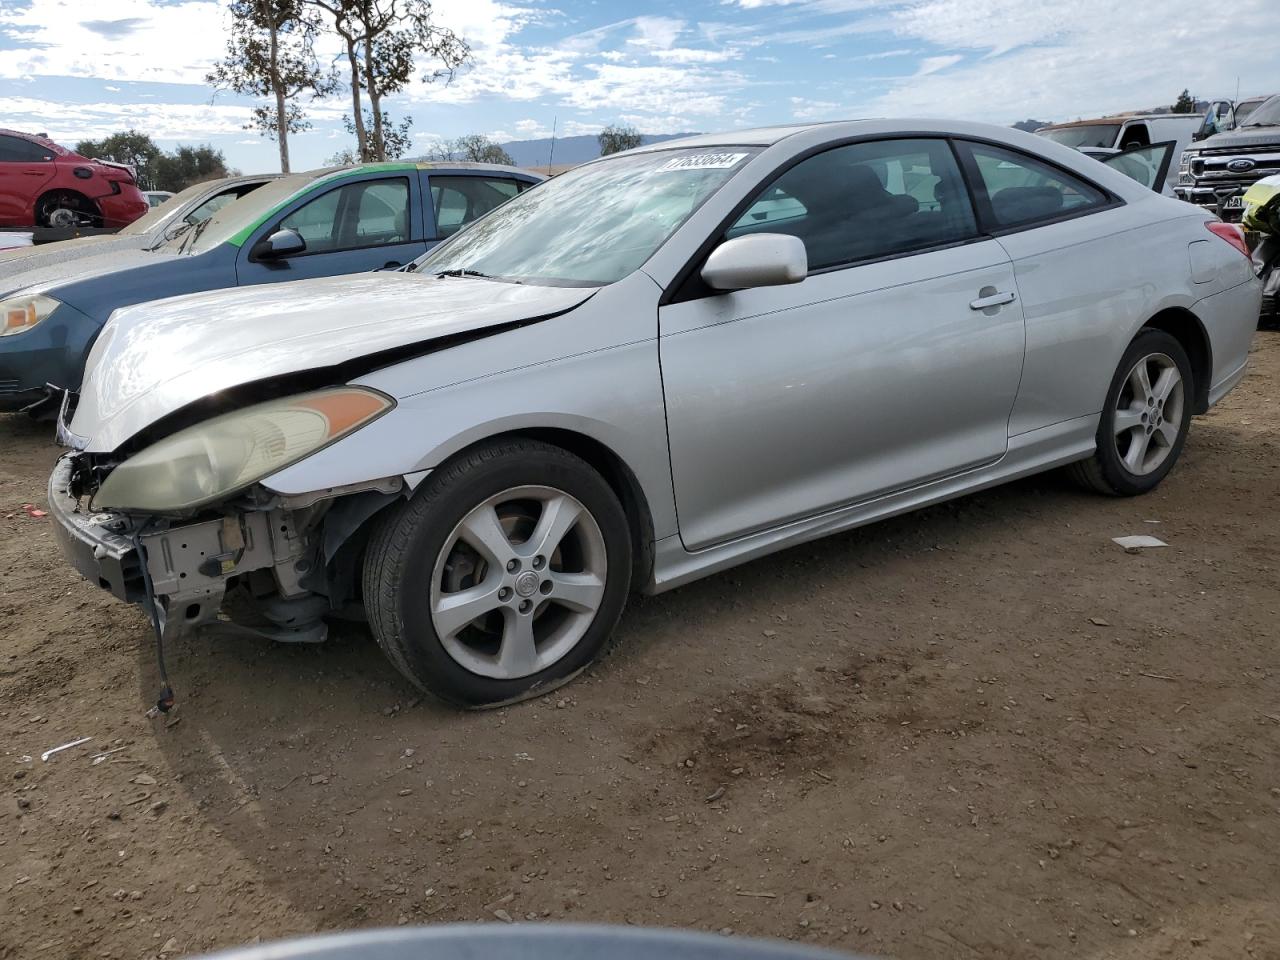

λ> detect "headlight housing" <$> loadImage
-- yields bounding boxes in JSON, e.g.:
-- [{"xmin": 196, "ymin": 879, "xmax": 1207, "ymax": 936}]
[
  {"xmin": 1, "ymin": 293, "xmax": 60, "ymax": 337},
  {"xmin": 93, "ymin": 387, "xmax": 394, "ymax": 513}
]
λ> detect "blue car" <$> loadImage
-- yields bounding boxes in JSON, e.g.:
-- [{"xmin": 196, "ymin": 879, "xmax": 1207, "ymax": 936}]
[{"xmin": 0, "ymin": 161, "xmax": 542, "ymax": 413}]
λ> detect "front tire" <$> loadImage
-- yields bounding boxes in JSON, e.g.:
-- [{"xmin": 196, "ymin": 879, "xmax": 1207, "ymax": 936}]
[
  {"xmin": 1070, "ymin": 329, "xmax": 1194, "ymax": 496},
  {"xmin": 363, "ymin": 439, "xmax": 632, "ymax": 708}
]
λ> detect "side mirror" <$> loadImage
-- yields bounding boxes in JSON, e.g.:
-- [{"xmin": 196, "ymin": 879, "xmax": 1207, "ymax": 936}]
[
  {"xmin": 251, "ymin": 228, "xmax": 306, "ymax": 260},
  {"xmin": 700, "ymin": 233, "xmax": 807, "ymax": 292}
]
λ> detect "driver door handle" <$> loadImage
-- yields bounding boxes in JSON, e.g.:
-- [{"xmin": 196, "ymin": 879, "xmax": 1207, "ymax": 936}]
[{"xmin": 969, "ymin": 290, "xmax": 1017, "ymax": 310}]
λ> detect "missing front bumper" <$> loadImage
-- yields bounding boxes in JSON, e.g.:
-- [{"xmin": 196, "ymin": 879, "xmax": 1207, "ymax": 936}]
[{"xmin": 47, "ymin": 457, "xmax": 322, "ymax": 639}]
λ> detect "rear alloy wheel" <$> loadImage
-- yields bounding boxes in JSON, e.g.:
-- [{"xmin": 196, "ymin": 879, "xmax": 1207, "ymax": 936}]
[
  {"xmin": 363, "ymin": 440, "xmax": 632, "ymax": 707},
  {"xmin": 1070, "ymin": 329, "xmax": 1194, "ymax": 496}
]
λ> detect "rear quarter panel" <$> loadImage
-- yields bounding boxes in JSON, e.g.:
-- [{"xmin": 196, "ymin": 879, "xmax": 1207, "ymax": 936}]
[{"xmin": 998, "ymin": 196, "xmax": 1245, "ymax": 435}]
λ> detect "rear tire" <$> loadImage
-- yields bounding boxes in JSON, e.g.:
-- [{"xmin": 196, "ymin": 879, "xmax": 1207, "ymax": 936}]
[
  {"xmin": 1069, "ymin": 329, "xmax": 1194, "ymax": 496},
  {"xmin": 363, "ymin": 439, "xmax": 632, "ymax": 708}
]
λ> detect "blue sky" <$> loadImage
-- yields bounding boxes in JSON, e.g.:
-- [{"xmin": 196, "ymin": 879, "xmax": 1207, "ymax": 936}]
[{"xmin": 2, "ymin": 0, "xmax": 1278, "ymax": 174}]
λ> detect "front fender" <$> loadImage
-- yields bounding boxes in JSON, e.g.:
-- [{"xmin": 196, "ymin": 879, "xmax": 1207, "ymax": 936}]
[{"xmin": 260, "ymin": 337, "xmax": 679, "ymax": 540}]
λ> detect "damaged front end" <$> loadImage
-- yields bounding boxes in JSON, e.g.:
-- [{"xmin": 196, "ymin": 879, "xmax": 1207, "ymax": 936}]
[{"xmin": 48, "ymin": 386, "xmax": 404, "ymax": 645}]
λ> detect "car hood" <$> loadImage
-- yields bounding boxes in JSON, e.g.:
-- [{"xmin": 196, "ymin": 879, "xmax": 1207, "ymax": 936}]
[
  {"xmin": 0, "ymin": 234, "xmax": 149, "ymax": 275},
  {"xmin": 72, "ymin": 272, "xmax": 596, "ymax": 453},
  {"xmin": 1193, "ymin": 126, "xmax": 1280, "ymax": 151},
  {"xmin": 0, "ymin": 247, "xmax": 172, "ymax": 299}
]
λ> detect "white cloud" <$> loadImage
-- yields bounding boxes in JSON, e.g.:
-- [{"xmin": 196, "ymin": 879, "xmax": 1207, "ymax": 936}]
[
  {"xmin": 872, "ymin": 0, "xmax": 1280, "ymax": 123},
  {"xmin": 0, "ymin": 95, "xmax": 253, "ymax": 140},
  {"xmin": 788, "ymin": 96, "xmax": 842, "ymax": 120},
  {"xmin": 915, "ymin": 54, "xmax": 962, "ymax": 76},
  {"xmin": 0, "ymin": 0, "xmax": 227, "ymax": 83}
]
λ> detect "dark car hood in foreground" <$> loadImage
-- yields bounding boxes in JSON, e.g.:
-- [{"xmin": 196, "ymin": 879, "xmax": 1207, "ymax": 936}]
[
  {"xmin": 72, "ymin": 272, "xmax": 595, "ymax": 453},
  {"xmin": 0, "ymin": 234, "xmax": 152, "ymax": 275},
  {"xmin": 0, "ymin": 247, "xmax": 176, "ymax": 299}
]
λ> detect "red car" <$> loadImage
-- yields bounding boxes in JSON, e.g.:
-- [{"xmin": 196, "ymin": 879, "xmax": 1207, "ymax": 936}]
[{"xmin": 0, "ymin": 129, "xmax": 149, "ymax": 229}]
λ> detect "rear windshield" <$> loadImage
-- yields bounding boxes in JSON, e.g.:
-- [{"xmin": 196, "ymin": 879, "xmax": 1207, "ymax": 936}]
[{"xmin": 1038, "ymin": 124, "xmax": 1122, "ymax": 149}]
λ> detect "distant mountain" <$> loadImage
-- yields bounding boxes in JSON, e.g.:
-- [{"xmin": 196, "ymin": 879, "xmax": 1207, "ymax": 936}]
[{"xmin": 499, "ymin": 133, "xmax": 700, "ymax": 169}]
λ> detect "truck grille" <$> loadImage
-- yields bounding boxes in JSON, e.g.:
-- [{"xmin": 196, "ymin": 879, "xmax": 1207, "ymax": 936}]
[{"xmin": 1188, "ymin": 150, "xmax": 1280, "ymax": 192}]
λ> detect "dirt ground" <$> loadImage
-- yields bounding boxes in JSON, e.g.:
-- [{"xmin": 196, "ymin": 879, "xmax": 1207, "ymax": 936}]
[{"xmin": 2, "ymin": 333, "xmax": 1278, "ymax": 960}]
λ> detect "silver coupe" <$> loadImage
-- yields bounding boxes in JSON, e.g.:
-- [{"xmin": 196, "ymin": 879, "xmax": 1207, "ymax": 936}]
[{"xmin": 47, "ymin": 119, "xmax": 1261, "ymax": 707}]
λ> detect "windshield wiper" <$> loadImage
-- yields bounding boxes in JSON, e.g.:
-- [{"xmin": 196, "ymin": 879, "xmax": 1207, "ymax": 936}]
[
  {"xmin": 434, "ymin": 268, "xmax": 492, "ymax": 279},
  {"xmin": 148, "ymin": 220, "xmax": 194, "ymax": 251},
  {"xmin": 178, "ymin": 217, "xmax": 212, "ymax": 255}
]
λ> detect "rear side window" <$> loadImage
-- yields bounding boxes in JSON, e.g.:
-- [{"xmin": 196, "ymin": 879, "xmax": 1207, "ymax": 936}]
[
  {"xmin": 0, "ymin": 135, "xmax": 54, "ymax": 163},
  {"xmin": 728, "ymin": 138, "xmax": 979, "ymax": 270},
  {"xmin": 430, "ymin": 176, "xmax": 525, "ymax": 239},
  {"xmin": 959, "ymin": 142, "xmax": 1108, "ymax": 229}
]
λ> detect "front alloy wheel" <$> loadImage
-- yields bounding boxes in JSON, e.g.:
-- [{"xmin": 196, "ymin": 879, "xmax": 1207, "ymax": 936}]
[
  {"xmin": 364, "ymin": 439, "xmax": 632, "ymax": 707},
  {"xmin": 431, "ymin": 486, "xmax": 608, "ymax": 680}
]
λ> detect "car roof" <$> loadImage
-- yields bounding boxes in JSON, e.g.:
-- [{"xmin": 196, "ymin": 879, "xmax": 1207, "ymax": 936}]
[
  {"xmin": 409, "ymin": 160, "xmax": 545, "ymax": 179},
  {"xmin": 1040, "ymin": 114, "xmax": 1201, "ymax": 130},
  {"xmin": 0, "ymin": 128, "xmax": 68, "ymax": 152},
  {"xmin": 629, "ymin": 123, "xmax": 856, "ymax": 152}
]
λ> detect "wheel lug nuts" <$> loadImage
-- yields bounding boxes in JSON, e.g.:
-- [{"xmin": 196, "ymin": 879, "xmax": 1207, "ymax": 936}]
[
  {"xmin": 540, "ymin": 580, "xmax": 552, "ymax": 595},
  {"xmin": 532, "ymin": 555, "xmax": 545, "ymax": 570},
  {"xmin": 518, "ymin": 599, "xmax": 532, "ymax": 614},
  {"xmin": 499, "ymin": 587, "xmax": 512, "ymax": 601},
  {"xmin": 506, "ymin": 559, "xmax": 520, "ymax": 573}
]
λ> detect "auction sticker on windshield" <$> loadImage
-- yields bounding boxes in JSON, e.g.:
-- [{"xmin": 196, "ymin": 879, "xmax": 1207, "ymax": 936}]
[{"xmin": 658, "ymin": 152, "xmax": 749, "ymax": 171}]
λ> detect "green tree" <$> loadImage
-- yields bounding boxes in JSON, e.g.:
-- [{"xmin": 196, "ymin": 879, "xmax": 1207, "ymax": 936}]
[
  {"xmin": 76, "ymin": 130, "xmax": 162, "ymax": 190},
  {"xmin": 597, "ymin": 123, "xmax": 642, "ymax": 156},
  {"xmin": 75, "ymin": 132, "xmax": 233, "ymax": 192},
  {"xmin": 1172, "ymin": 89, "xmax": 1197, "ymax": 114},
  {"xmin": 305, "ymin": 0, "xmax": 470, "ymax": 162},
  {"xmin": 206, "ymin": 0, "xmax": 335, "ymax": 173},
  {"xmin": 153, "ymin": 145, "xmax": 234, "ymax": 192},
  {"xmin": 427, "ymin": 133, "xmax": 513, "ymax": 165}
]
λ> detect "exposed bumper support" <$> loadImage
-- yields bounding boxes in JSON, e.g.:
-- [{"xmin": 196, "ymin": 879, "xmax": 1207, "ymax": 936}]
[{"xmin": 47, "ymin": 457, "xmax": 323, "ymax": 639}]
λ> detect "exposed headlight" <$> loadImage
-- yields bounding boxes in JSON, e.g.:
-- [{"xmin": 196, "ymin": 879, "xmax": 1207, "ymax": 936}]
[
  {"xmin": 1, "ymin": 293, "xmax": 60, "ymax": 337},
  {"xmin": 93, "ymin": 387, "xmax": 394, "ymax": 513}
]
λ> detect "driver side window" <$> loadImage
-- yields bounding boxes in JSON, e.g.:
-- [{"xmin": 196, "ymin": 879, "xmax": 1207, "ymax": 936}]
[
  {"xmin": 280, "ymin": 187, "xmax": 343, "ymax": 252},
  {"xmin": 727, "ymin": 138, "xmax": 979, "ymax": 271},
  {"xmin": 277, "ymin": 177, "xmax": 411, "ymax": 254}
]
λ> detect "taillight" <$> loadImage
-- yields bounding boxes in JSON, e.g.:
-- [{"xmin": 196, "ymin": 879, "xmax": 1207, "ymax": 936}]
[{"xmin": 1205, "ymin": 221, "xmax": 1250, "ymax": 258}]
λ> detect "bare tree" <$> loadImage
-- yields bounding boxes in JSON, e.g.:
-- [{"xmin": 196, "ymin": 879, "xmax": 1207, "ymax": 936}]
[
  {"xmin": 598, "ymin": 123, "xmax": 642, "ymax": 156},
  {"xmin": 427, "ymin": 133, "xmax": 514, "ymax": 165},
  {"xmin": 207, "ymin": 0, "xmax": 335, "ymax": 173},
  {"xmin": 306, "ymin": 0, "xmax": 470, "ymax": 161}
]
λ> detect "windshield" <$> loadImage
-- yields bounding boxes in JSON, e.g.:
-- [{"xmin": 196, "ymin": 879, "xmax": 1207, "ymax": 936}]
[
  {"xmin": 1038, "ymin": 124, "xmax": 1122, "ymax": 149},
  {"xmin": 150, "ymin": 169, "xmax": 337, "ymax": 255},
  {"xmin": 416, "ymin": 147, "xmax": 760, "ymax": 286},
  {"xmin": 1243, "ymin": 95, "xmax": 1280, "ymax": 127},
  {"xmin": 118, "ymin": 180, "xmax": 214, "ymax": 236}
]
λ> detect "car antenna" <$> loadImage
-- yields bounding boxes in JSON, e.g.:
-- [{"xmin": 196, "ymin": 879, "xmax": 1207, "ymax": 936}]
[{"xmin": 132, "ymin": 520, "xmax": 176, "ymax": 717}]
